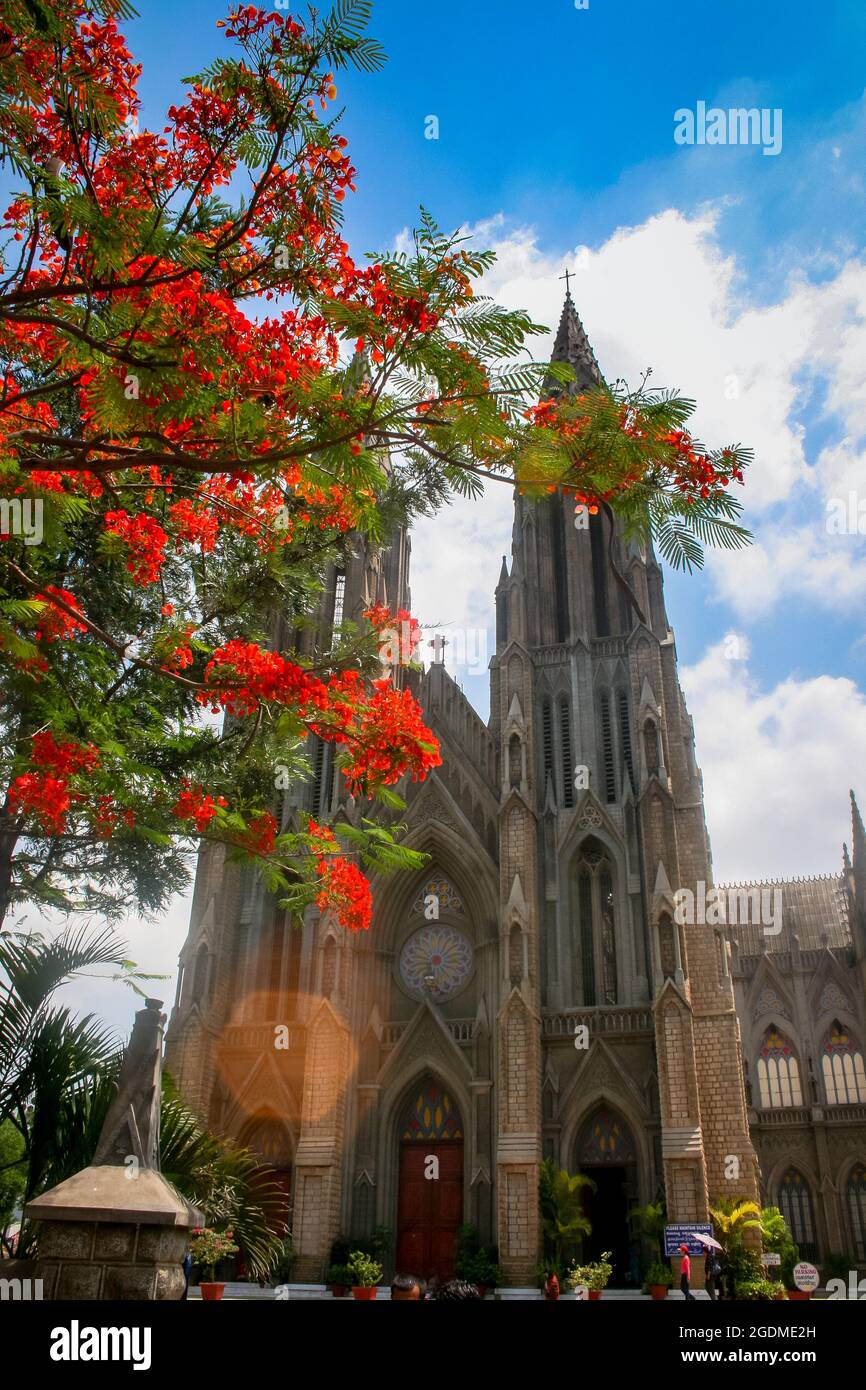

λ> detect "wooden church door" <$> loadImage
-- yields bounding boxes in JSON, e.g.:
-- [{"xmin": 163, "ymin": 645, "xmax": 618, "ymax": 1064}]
[{"xmin": 395, "ymin": 1079, "xmax": 464, "ymax": 1283}]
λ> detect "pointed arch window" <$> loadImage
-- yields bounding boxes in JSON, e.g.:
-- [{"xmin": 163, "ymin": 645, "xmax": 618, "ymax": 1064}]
[
  {"xmin": 658, "ymin": 912, "xmax": 677, "ymax": 981},
  {"xmin": 321, "ymin": 937, "xmax": 338, "ymax": 999},
  {"xmin": 822, "ymin": 1020, "xmax": 866, "ymax": 1104},
  {"xmin": 331, "ymin": 569, "xmax": 346, "ymax": 634},
  {"xmin": 589, "ymin": 510, "xmax": 610, "ymax": 637},
  {"xmin": 757, "ymin": 1026, "xmax": 802, "ymax": 1108},
  {"xmin": 779, "ymin": 1169, "xmax": 816, "ymax": 1256},
  {"xmin": 192, "ymin": 943, "xmax": 210, "ymax": 1006},
  {"xmin": 509, "ymin": 924, "xmax": 524, "ymax": 986},
  {"xmin": 560, "ymin": 698, "xmax": 574, "ymax": 808},
  {"xmin": 574, "ymin": 837, "xmax": 618, "ymax": 1006},
  {"xmin": 644, "ymin": 718, "xmax": 660, "ymax": 776},
  {"xmin": 599, "ymin": 693, "xmax": 616, "ymax": 803},
  {"xmin": 509, "ymin": 733, "xmax": 522, "ymax": 789},
  {"xmin": 618, "ymin": 690, "xmax": 635, "ymax": 792},
  {"xmin": 542, "ymin": 699, "xmax": 553, "ymax": 788},
  {"xmin": 848, "ymin": 1164, "xmax": 866, "ymax": 1263},
  {"xmin": 550, "ymin": 494, "xmax": 569, "ymax": 642}
]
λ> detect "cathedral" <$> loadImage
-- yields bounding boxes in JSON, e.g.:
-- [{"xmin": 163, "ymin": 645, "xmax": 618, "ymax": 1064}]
[{"xmin": 165, "ymin": 293, "xmax": 866, "ymax": 1286}]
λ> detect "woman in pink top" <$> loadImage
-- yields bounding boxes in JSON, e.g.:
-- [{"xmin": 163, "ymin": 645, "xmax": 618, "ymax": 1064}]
[{"xmin": 679, "ymin": 1244, "xmax": 696, "ymax": 1300}]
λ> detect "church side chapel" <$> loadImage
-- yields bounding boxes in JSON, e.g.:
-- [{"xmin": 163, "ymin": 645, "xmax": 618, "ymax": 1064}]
[{"xmin": 166, "ymin": 292, "xmax": 866, "ymax": 1287}]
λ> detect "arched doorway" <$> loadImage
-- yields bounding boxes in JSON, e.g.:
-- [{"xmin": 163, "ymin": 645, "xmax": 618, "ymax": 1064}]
[
  {"xmin": 575, "ymin": 1106, "xmax": 638, "ymax": 1287},
  {"xmin": 238, "ymin": 1113, "xmax": 294, "ymax": 1232},
  {"xmin": 396, "ymin": 1078, "xmax": 464, "ymax": 1282}
]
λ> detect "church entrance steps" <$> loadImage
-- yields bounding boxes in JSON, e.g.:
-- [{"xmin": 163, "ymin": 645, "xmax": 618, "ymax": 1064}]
[{"xmin": 191, "ymin": 1283, "xmax": 710, "ymax": 1300}]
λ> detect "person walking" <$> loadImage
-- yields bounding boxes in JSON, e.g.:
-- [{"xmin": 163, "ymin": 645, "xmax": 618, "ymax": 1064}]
[
  {"xmin": 679, "ymin": 1244, "xmax": 695, "ymax": 1301},
  {"xmin": 705, "ymin": 1249, "xmax": 720, "ymax": 1301}
]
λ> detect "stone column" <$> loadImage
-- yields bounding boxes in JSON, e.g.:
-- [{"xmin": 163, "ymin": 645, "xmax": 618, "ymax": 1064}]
[{"xmin": 26, "ymin": 998, "xmax": 197, "ymax": 1300}]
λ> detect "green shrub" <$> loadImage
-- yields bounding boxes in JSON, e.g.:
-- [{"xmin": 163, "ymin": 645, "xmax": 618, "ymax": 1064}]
[
  {"xmin": 347, "ymin": 1250, "xmax": 383, "ymax": 1288},
  {"xmin": 736, "ymin": 1277, "xmax": 782, "ymax": 1301}
]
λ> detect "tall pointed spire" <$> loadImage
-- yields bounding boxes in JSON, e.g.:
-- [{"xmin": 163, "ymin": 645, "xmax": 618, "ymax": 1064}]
[
  {"xmin": 851, "ymin": 789, "xmax": 866, "ymax": 877},
  {"xmin": 547, "ymin": 289, "xmax": 603, "ymax": 395}
]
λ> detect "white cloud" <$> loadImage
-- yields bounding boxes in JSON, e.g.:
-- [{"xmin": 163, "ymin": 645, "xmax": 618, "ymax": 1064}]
[
  {"xmin": 682, "ymin": 640, "xmax": 866, "ymax": 880},
  {"xmin": 409, "ymin": 206, "xmax": 866, "ymax": 638}
]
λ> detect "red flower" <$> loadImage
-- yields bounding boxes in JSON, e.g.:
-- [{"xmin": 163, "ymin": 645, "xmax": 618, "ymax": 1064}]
[
  {"xmin": 171, "ymin": 782, "xmax": 227, "ymax": 832},
  {"xmin": 315, "ymin": 853, "xmax": 372, "ymax": 933},
  {"xmin": 104, "ymin": 510, "xmax": 168, "ymax": 586},
  {"xmin": 34, "ymin": 587, "xmax": 87, "ymax": 643}
]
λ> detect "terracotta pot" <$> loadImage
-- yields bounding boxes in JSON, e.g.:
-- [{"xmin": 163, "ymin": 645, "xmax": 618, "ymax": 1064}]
[
  {"xmin": 649, "ymin": 1285, "xmax": 669, "ymax": 1301},
  {"xmin": 788, "ymin": 1290, "xmax": 811, "ymax": 1301},
  {"xmin": 352, "ymin": 1286, "xmax": 377, "ymax": 1300},
  {"xmin": 588, "ymin": 1289, "xmax": 602, "ymax": 1300},
  {"xmin": 200, "ymin": 1282, "xmax": 225, "ymax": 1301},
  {"xmin": 328, "ymin": 1284, "xmax": 348, "ymax": 1298},
  {"xmin": 476, "ymin": 1284, "xmax": 488, "ymax": 1299}
]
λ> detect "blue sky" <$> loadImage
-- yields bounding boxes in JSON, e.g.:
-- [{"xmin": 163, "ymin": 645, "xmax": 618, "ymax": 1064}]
[{"xmin": 27, "ymin": 0, "xmax": 866, "ymax": 1030}]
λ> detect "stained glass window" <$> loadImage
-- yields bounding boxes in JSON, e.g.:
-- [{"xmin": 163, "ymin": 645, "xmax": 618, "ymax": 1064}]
[
  {"xmin": 399, "ymin": 925, "xmax": 473, "ymax": 1000},
  {"xmin": 822, "ymin": 1020, "xmax": 866, "ymax": 1104},
  {"xmin": 412, "ymin": 877, "xmax": 465, "ymax": 916},
  {"xmin": 757, "ymin": 1026, "xmax": 802, "ymax": 1108},
  {"xmin": 400, "ymin": 1079, "xmax": 463, "ymax": 1142},
  {"xmin": 577, "ymin": 1108, "xmax": 636, "ymax": 1165}
]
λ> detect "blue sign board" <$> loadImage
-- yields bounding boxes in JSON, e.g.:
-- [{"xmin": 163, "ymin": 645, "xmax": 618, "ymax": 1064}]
[{"xmin": 664, "ymin": 1223, "xmax": 713, "ymax": 1257}]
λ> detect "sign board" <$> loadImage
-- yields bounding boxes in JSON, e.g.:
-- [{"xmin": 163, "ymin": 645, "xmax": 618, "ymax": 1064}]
[
  {"xmin": 760, "ymin": 1253, "xmax": 781, "ymax": 1266},
  {"xmin": 664, "ymin": 1224, "xmax": 713, "ymax": 1258},
  {"xmin": 793, "ymin": 1261, "xmax": 819, "ymax": 1292}
]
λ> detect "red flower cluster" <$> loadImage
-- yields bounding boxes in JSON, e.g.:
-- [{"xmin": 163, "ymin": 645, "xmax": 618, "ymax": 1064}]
[
  {"xmin": 315, "ymin": 853, "xmax": 372, "ymax": 934},
  {"xmin": 364, "ymin": 605, "xmax": 421, "ymax": 664},
  {"xmin": 92, "ymin": 795, "xmax": 135, "ymax": 838},
  {"xmin": 343, "ymin": 680, "xmax": 441, "ymax": 794},
  {"xmin": 34, "ymin": 587, "xmax": 87, "ymax": 642},
  {"xmin": 199, "ymin": 640, "xmax": 333, "ymax": 719},
  {"xmin": 171, "ymin": 782, "xmax": 227, "ymax": 832},
  {"xmin": 6, "ymin": 731, "xmax": 100, "ymax": 833},
  {"xmin": 238, "ymin": 810, "xmax": 278, "ymax": 857},
  {"xmin": 104, "ymin": 511, "xmax": 168, "ymax": 586}
]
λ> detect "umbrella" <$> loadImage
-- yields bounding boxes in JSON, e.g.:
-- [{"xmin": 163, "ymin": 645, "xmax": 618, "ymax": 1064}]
[{"xmin": 692, "ymin": 1232, "xmax": 723, "ymax": 1251}]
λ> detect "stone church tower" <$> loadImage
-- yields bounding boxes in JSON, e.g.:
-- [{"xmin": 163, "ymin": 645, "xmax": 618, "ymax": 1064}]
[{"xmin": 166, "ymin": 293, "xmax": 767, "ymax": 1288}]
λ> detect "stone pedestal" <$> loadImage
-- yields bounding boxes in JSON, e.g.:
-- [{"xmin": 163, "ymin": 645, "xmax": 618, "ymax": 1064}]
[{"xmin": 26, "ymin": 1165, "xmax": 194, "ymax": 1301}]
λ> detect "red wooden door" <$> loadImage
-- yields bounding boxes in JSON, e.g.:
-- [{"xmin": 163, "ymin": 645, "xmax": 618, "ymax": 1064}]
[{"xmin": 396, "ymin": 1142, "xmax": 463, "ymax": 1282}]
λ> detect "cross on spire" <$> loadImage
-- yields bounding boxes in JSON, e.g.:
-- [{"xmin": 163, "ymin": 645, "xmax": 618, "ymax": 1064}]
[{"xmin": 559, "ymin": 268, "xmax": 574, "ymax": 297}]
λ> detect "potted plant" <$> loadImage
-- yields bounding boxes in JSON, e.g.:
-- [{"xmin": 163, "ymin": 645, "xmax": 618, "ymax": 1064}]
[
  {"xmin": 189, "ymin": 1227, "xmax": 239, "ymax": 1301},
  {"xmin": 326, "ymin": 1263, "xmax": 353, "ymax": 1298},
  {"xmin": 347, "ymin": 1249, "xmax": 382, "ymax": 1300},
  {"xmin": 457, "ymin": 1245, "xmax": 502, "ymax": 1298},
  {"xmin": 645, "ymin": 1259, "xmax": 674, "ymax": 1300},
  {"xmin": 566, "ymin": 1250, "xmax": 613, "ymax": 1300}
]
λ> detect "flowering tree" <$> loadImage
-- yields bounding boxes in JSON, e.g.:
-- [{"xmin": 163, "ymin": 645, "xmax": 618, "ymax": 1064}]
[{"xmin": 0, "ymin": 0, "xmax": 752, "ymax": 934}]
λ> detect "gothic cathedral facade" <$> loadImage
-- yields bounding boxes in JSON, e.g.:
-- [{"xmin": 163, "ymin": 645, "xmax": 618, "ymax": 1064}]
[{"xmin": 166, "ymin": 294, "xmax": 866, "ymax": 1284}]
